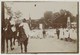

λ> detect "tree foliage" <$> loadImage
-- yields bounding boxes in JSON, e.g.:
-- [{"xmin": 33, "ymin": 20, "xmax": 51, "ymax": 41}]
[
  {"xmin": 38, "ymin": 9, "xmax": 77, "ymax": 28},
  {"xmin": 43, "ymin": 9, "xmax": 76, "ymax": 23},
  {"xmin": 14, "ymin": 11, "xmax": 22, "ymax": 18}
]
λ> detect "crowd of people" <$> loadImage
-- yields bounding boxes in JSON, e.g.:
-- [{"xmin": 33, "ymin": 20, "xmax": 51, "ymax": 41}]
[
  {"xmin": 56, "ymin": 28, "xmax": 77, "ymax": 42},
  {"xmin": 41, "ymin": 27, "xmax": 77, "ymax": 42}
]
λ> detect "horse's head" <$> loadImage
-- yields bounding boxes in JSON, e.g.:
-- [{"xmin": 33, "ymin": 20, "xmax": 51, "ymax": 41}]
[{"xmin": 4, "ymin": 19, "xmax": 10, "ymax": 30}]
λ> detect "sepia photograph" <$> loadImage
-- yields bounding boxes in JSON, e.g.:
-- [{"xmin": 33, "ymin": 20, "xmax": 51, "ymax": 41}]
[{"xmin": 1, "ymin": 1, "xmax": 79, "ymax": 54}]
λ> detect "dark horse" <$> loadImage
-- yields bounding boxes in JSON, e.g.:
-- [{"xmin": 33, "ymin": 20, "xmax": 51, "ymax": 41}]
[
  {"xmin": 18, "ymin": 26, "xmax": 28, "ymax": 53},
  {"xmin": 13, "ymin": 23, "xmax": 20, "ymax": 46},
  {"xmin": 4, "ymin": 17, "xmax": 15, "ymax": 53}
]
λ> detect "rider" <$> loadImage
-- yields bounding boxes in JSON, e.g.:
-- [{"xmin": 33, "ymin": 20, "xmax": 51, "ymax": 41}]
[{"xmin": 18, "ymin": 18, "xmax": 29, "ymax": 53}]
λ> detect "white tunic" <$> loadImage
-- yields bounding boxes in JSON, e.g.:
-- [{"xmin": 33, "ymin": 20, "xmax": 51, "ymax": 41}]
[
  {"xmin": 69, "ymin": 28, "xmax": 74, "ymax": 38},
  {"xmin": 72, "ymin": 29, "xmax": 77, "ymax": 39},
  {"xmin": 59, "ymin": 28, "xmax": 64, "ymax": 38},
  {"xmin": 65, "ymin": 29, "xmax": 70, "ymax": 38},
  {"xmin": 11, "ymin": 26, "xmax": 16, "ymax": 32},
  {"xmin": 20, "ymin": 22, "xmax": 30, "ymax": 38}
]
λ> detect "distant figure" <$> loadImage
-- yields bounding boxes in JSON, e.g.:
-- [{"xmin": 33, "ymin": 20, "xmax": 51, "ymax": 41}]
[
  {"xmin": 64, "ymin": 28, "xmax": 70, "ymax": 41},
  {"xmin": 43, "ymin": 29, "xmax": 46, "ymax": 38},
  {"xmin": 56, "ymin": 28, "xmax": 60, "ymax": 39},
  {"xmin": 68, "ymin": 28, "xmax": 77, "ymax": 42},
  {"xmin": 59, "ymin": 28, "xmax": 64, "ymax": 40},
  {"xmin": 72, "ymin": 28, "xmax": 77, "ymax": 40},
  {"xmin": 69, "ymin": 28, "xmax": 73, "ymax": 41}
]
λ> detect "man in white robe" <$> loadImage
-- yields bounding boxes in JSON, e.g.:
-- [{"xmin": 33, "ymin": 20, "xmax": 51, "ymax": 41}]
[
  {"xmin": 59, "ymin": 28, "xmax": 64, "ymax": 40},
  {"xmin": 64, "ymin": 28, "xmax": 70, "ymax": 41}
]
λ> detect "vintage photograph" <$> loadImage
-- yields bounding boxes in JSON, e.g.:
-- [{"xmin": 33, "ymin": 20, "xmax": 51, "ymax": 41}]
[{"xmin": 1, "ymin": 1, "xmax": 79, "ymax": 54}]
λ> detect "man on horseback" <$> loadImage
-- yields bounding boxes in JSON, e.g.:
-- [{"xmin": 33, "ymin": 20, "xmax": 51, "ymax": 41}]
[
  {"xmin": 18, "ymin": 18, "xmax": 29, "ymax": 53},
  {"xmin": 5, "ymin": 17, "xmax": 14, "ymax": 53}
]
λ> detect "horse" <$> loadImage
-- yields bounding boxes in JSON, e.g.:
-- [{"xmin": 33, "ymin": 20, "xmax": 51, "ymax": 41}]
[
  {"xmin": 18, "ymin": 26, "xmax": 28, "ymax": 53},
  {"xmin": 4, "ymin": 18, "xmax": 16, "ymax": 53},
  {"xmin": 13, "ymin": 23, "xmax": 20, "ymax": 46}
]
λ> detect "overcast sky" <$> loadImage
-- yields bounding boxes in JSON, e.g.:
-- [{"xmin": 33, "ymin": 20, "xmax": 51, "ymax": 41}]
[{"xmin": 5, "ymin": 1, "xmax": 78, "ymax": 20}]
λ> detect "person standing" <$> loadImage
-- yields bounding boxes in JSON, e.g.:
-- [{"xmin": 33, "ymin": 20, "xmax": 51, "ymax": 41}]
[
  {"xmin": 56, "ymin": 28, "xmax": 60, "ymax": 39},
  {"xmin": 59, "ymin": 28, "xmax": 64, "ymax": 40},
  {"xmin": 43, "ymin": 29, "xmax": 46, "ymax": 38},
  {"xmin": 65, "ymin": 28, "xmax": 70, "ymax": 41}
]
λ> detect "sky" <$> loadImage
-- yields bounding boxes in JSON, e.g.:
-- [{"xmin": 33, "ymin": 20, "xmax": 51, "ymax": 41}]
[{"xmin": 5, "ymin": 1, "xmax": 78, "ymax": 20}]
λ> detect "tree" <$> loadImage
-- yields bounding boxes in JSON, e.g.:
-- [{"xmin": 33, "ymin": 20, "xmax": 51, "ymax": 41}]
[
  {"xmin": 14, "ymin": 11, "xmax": 22, "ymax": 18},
  {"xmin": 44, "ymin": 11, "xmax": 53, "ymax": 20},
  {"xmin": 60, "ymin": 9, "xmax": 66, "ymax": 15},
  {"xmin": 44, "ymin": 11, "xmax": 53, "ymax": 26},
  {"xmin": 4, "ymin": 2, "xmax": 13, "ymax": 17},
  {"xmin": 52, "ymin": 12, "xmax": 60, "ymax": 20},
  {"xmin": 14, "ymin": 11, "xmax": 22, "ymax": 24}
]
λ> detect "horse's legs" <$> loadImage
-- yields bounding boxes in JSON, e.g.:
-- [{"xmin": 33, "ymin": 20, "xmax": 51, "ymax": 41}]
[
  {"xmin": 13, "ymin": 36, "xmax": 15, "ymax": 45},
  {"xmin": 23, "ymin": 42, "xmax": 26, "ymax": 53},
  {"xmin": 12, "ymin": 32, "xmax": 15, "ymax": 45},
  {"xmin": 24, "ymin": 39, "xmax": 28, "ymax": 53},
  {"xmin": 6, "ymin": 39, "xmax": 8, "ymax": 53},
  {"xmin": 10, "ymin": 38, "xmax": 12, "ymax": 50},
  {"xmin": 10, "ymin": 38, "xmax": 14, "ymax": 50},
  {"xmin": 24, "ymin": 44, "xmax": 27, "ymax": 53},
  {"xmin": 18, "ymin": 36, "xmax": 20, "ymax": 46},
  {"xmin": 21, "ymin": 43, "xmax": 23, "ymax": 53},
  {"xmin": 14, "ymin": 32, "xmax": 17, "ymax": 45}
]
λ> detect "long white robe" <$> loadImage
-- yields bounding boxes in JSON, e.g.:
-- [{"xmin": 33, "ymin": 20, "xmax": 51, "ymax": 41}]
[
  {"xmin": 59, "ymin": 28, "xmax": 64, "ymax": 38},
  {"xmin": 71, "ymin": 29, "xmax": 77, "ymax": 39},
  {"xmin": 65, "ymin": 29, "xmax": 70, "ymax": 38},
  {"xmin": 69, "ymin": 28, "xmax": 74, "ymax": 38}
]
